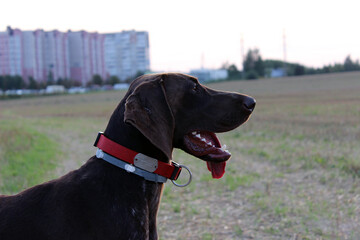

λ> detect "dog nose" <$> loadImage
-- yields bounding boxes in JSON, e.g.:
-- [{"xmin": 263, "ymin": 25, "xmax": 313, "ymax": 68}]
[{"xmin": 243, "ymin": 96, "xmax": 256, "ymax": 112}]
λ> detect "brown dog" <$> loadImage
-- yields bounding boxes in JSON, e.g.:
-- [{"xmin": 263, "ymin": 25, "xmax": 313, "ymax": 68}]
[{"xmin": 0, "ymin": 73, "xmax": 255, "ymax": 240}]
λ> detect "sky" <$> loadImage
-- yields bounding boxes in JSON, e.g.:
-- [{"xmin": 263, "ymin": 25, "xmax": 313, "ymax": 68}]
[{"xmin": 1, "ymin": 0, "xmax": 359, "ymax": 72}]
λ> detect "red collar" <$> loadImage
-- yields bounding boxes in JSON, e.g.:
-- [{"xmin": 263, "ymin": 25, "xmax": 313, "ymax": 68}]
[{"xmin": 94, "ymin": 132, "xmax": 182, "ymax": 181}]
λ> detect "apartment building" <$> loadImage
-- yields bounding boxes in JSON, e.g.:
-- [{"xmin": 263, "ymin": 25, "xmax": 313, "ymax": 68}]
[
  {"xmin": 43, "ymin": 30, "xmax": 70, "ymax": 82},
  {"xmin": 104, "ymin": 30, "xmax": 150, "ymax": 80},
  {"xmin": 0, "ymin": 26, "xmax": 150, "ymax": 86},
  {"xmin": 22, "ymin": 30, "xmax": 45, "ymax": 82},
  {"xmin": 0, "ymin": 27, "xmax": 22, "ymax": 76},
  {"xmin": 67, "ymin": 31, "xmax": 106, "ymax": 85}
]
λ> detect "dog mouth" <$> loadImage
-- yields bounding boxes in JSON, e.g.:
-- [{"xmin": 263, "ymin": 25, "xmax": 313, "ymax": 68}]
[{"xmin": 183, "ymin": 131, "xmax": 231, "ymax": 179}]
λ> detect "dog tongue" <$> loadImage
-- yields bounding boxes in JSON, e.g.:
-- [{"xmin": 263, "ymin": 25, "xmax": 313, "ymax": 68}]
[
  {"xmin": 207, "ymin": 161, "xmax": 226, "ymax": 179},
  {"xmin": 184, "ymin": 131, "xmax": 229, "ymax": 179}
]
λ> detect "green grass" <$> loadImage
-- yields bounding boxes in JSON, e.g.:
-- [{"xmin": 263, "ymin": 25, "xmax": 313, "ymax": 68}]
[
  {"xmin": 233, "ymin": 225, "xmax": 243, "ymax": 237},
  {"xmin": 0, "ymin": 120, "xmax": 58, "ymax": 194},
  {"xmin": 201, "ymin": 232, "xmax": 213, "ymax": 240},
  {"xmin": 224, "ymin": 172, "xmax": 260, "ymax": 191}
]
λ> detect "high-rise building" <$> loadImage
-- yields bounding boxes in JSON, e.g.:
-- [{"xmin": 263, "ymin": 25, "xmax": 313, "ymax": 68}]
[
  {"xmin": 0, "ymin": 26, "xmax": 150, "ymax": 86},
  {"xmin": 67, "ymin": 31, "xmax": 106, "ymax": 85},
  {"xmin": 0, "ymin": 27, "xmax": 22, "ymax": 77},
  {"xmin": 43, "ymin": 30, "xmax": 70, "ymax": 83},
  {"xmin": 0, "ymin": 31, "xmax": 11, "ymax": 76},
  {"xmin": 22, "ymin": 30, "xmax": 46, "ymax": 82},
  {"xmin": 104, "ymin": 30, "xmax": 150, "ymax": 80}
]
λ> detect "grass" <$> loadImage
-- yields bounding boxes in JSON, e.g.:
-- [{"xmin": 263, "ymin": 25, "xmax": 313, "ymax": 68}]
[
  {"xmin": 201, "ymin": 233, "xmax": 213, "ymax": 240},
  {"xmin": 224, "ymin": 172, "xmax": 260, "ymax": 191},
  {"xmin": 1, "ymin": 72, "xmax": 360, "ymax": 239},
  {"xmin": 0, "ymin": 120, "xmax": 58, "ymax": 193},
  {"xmin": 233, "ymin": 225, "xmax": 243, "ymax": 237}
]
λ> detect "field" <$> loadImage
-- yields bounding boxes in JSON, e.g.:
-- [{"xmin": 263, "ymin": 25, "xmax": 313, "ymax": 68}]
[{"xmin": 1, "ymin": 72, "xmax": 360, "ymax": 239}]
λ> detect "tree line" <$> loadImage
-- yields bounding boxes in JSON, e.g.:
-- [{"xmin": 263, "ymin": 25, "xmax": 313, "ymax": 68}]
[
  {"xmin": 0, "ymin": 74, "xmax": 139, "ymax": 91},
  {"xmin": 223, "ymin": 49, "xmax": 360, "ymax": 80},
  {"xmin": 0, "ymin": 75, "xmax": 84, "ymax": 91},
  {"xmin": 0, "ymin": 70, "xmax": 148, "ymax": 91}
]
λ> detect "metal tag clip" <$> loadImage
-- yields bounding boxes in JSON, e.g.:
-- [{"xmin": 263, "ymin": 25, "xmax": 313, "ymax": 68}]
[{"xmin": 171, "ymin": 164, "xmax": 192, "ymax": 187}]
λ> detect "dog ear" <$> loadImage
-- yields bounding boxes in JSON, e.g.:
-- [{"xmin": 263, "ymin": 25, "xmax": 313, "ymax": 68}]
[{"xmin": 124, "ymin": 77, "xmax": 174, "ymax": 160}]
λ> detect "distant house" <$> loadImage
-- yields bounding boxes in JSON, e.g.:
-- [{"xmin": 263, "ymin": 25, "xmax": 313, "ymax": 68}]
[
  {"xmin": 270, "ymin": 68, "xmax": 286, "ymax": 78},
  {"xmin": 67, "ymin": 87, "xmax": 87, "ymax": 94},
  {"xmin": 113, "ymin": 83, "xmax": 129, "ymax": 90},
  {"xmin": 189, "ymin": 69, "xmax": 228, "ymax": 82},
  {"xmin": 45, "ymin": 85, "xmax": 65, "ymax": 94}
]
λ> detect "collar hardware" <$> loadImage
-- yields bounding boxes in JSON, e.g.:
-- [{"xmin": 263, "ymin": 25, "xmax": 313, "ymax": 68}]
[
  {"xmin": 134, "ymin": 153, "xmax": 158, "ymax": 173},
  {"xmin": 171, "ymin": 164, "xmax": 192, "ymax": 187},
  {"xmin": 96, "ymin": 149, "xmax": 167, "ymax": 183},
  {"xmin": 93, "ymin": 132, "xmax": 184, "ymax": 183}
]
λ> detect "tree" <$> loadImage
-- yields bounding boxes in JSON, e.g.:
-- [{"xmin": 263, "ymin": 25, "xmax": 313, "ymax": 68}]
[
  {"xmin": 13, "ymin": 75, "xmax": 25, "ymax": 89},
  {"xmin": 227, "ymin": 64, "xmax": 242, "ymax": 80},
  {"xmin": 107, "ymin": 76, "xmax": 120, "ymax": 85},
  {"xmin": 344, "ymin": 55, "xmax": 360, "ymax": 71},
  {"xmin": 254, "ymin": 56, "xmax": 264, "ymax": 77},
  {"xmin": 91, "ymin": 74, "xmax": 103, "ymax": 86},
  {"xmin": 134, "ymin": 71, "xmax": 145, "ymax": 79},
  {"xmin": 245, "ymin": 70, "xmax": 258, "ymax": 80},
  {"xmin": 1, "ymin": 75, "xmax": 24, "ymax": 90},
  {"xmin": 0, "ymin": 76, "xmax": 5, "ymax": 90},
  {"xmin": 125, "ymin": 71, "xmax": 145, "ymax": 83},
  {"xmin": 56, "ymin": 78, "xmax": 74, "ymax": 89},
  {"xmin": 3, "ymin": 75, "xmax": 12, "ymax": 89},
  {"xmin": 28, "ymin": 77, "xmax": 38, "ymax": 89},
  {"xmin": 293, "ymin": 64, "xmax": 305, "ymax": 76},
  {"xmin": 243, "ymin": 49, "xmax": 264, "ymax": 79},
  {"xmin": 47, "ymin": 71, "xmax": 55, "ymax": 85}
]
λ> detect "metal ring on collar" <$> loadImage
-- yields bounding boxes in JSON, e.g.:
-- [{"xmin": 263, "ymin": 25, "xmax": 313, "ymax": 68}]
[{"xmin": 171, "ymin": 164, "xmax": 192, "ymax": 187}]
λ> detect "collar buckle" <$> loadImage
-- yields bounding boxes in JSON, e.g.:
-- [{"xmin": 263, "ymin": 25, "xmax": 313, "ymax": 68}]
[
  {"xmin": 93, "ymin": 131, "xmax": 103, "ymax": 147},
  {"xmin": 170, "ymin": 161, "xmax": 182, "ymax": 181}
]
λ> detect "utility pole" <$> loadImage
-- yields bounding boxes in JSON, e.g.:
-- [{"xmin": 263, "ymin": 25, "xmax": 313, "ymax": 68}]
[
  {"xmin": 241, "ymin": 34, "xmax": 245, "ymax": 79},
  {"xmin": 201, "ymin": 52, "xmax": 204, "ymax": 69},
  {"xmin": 283, "ymin": 29, "xmax": 287, "ymax": 76}
]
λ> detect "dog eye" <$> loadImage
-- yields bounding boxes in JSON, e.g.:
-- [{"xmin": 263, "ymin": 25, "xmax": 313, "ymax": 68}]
[{"xmin": 192, "ymin": 84, "xmax": 198, "ymax": 92}]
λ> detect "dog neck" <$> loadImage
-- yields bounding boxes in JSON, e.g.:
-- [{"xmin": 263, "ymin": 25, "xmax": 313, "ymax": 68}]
[
  {"xmin": 99, "ymin": 100, "xmax": 166, "ymax": 239},
  {"xmin": 104, "ymin": 100, "xmax": 170, "ymax": 164}
]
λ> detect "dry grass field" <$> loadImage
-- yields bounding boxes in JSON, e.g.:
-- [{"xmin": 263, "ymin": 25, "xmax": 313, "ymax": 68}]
[{"xmin": 1, "ymin": 72, "xmax": 360, "ymax": 239}]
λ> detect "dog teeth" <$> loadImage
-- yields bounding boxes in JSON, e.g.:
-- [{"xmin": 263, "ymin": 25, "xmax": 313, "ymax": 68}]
[
  {"xmin": 192, "ymin": 133, "xmax": 218, "ymax": 148},
  {"xmin": 220, "ymin": 144, "xmax": 230, "ymax": 153}
]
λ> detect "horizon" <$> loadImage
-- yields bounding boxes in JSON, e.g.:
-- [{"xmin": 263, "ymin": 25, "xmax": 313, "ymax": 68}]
[{"xmin": 1, "ymin": 0, "xmax": 359, "ymax": 72}]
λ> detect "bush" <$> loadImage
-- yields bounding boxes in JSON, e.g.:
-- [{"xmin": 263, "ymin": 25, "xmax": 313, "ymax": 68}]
[{"xmin": 246, "ymin": 70, "xmax": 259, "ymax": 80}]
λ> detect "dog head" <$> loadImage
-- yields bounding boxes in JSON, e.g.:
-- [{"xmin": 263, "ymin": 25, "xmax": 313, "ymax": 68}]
[{"xmin": 124, "ymin": 73, "xmax": 255, "ymax": 178}]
